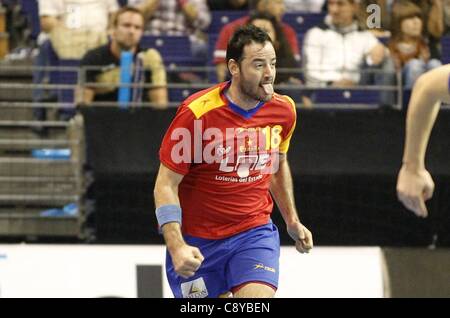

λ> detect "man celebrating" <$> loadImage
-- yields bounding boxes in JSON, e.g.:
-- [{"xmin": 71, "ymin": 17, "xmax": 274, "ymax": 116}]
[
  {"xmin": 154, "ymin": 25, "xmax": 312, "ymax": 298},
  {"xmin": 397, "ymin": 64, "xmax": 450, "ymax": 217}
]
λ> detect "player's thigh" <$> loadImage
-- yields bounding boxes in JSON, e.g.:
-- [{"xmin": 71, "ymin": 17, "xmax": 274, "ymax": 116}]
[
  {"xmin": 226, "ymin": 223, "xmax": 280, "ymax": 291},
  {"xmin": 233, "ymin": 283, "xmax": 275, "ymax": 298}
]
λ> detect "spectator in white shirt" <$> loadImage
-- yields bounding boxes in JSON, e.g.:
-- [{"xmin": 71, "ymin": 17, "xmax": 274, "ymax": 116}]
[{"xmin": 303, "ymin": 0, "xmax": 395, "ymax": 105}]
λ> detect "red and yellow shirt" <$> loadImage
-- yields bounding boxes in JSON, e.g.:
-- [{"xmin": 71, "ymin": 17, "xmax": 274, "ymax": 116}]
[{"xmin": 159, "ymin": 81, "xmax": 297, "ymax": 239}]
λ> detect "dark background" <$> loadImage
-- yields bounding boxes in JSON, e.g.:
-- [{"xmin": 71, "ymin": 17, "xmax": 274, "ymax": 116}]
[{"xmin": 82, "ymin": 108, "xmax": 450, "ymax": 246}]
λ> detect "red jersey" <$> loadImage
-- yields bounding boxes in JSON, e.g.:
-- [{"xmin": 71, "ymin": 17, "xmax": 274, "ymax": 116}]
[
  {"xmin": 159, "ymin": 82, "xmax": 297, "ymax": 239},
  {"xmin": 213, "ymin": 16, "xmax": 300, "ymax": 64}
]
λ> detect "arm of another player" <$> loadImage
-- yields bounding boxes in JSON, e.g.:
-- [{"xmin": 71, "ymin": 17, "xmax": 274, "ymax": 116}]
[
  {"xmin": 397, "ymin": 64, "xmax": 450, "ymax": 217},
  {"xmin": 270, "ymin": 154, "xmax": 313, "ymax": 253},
  {"xmin": 154, "ymin": 164, "xmax": 204, "ymax": 278}
]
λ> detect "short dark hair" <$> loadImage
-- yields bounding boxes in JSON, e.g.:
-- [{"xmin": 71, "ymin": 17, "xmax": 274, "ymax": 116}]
[
  {"xmin": 226, "ymin": 24, "xmax": 272, "ymax": 64},
  {"xmin": 113, "ymin": 6, "xmax": 145, "ymax": 27}
]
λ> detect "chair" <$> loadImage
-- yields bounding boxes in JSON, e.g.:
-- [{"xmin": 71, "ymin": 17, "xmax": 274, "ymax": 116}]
[
  {"xmin": 208, "ymin": 11, "xmax": 247, "ymax": 34},
  {"xmin": 168, "ymin": 88, "xmax": 196, "ymax": 104},
  {"xmin": 283, "ymin": 13, "xmax": 325, "ymax": 34},
  {"xmin": 314, "ymin": 89, "xmax": 380, "ymax": 106},
  {"xmin": 207, "ymin": 33, "xmax": 220, "ymax": 83},
  {"xmin": 48, "ymin": 51, "xmax": 79, "ymax": 102},
  {"xmin": 441, "ymin": 36, "xmax": 450, "ymax": 64},
  {"xmin": 140, "ymin": 35, "xmax": 204, "ymax": 65}
]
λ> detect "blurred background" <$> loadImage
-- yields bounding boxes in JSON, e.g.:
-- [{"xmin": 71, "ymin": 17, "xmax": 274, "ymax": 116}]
[{"xmin": 0, "ymin": 0, "xmax": 449, "ymax": 297}]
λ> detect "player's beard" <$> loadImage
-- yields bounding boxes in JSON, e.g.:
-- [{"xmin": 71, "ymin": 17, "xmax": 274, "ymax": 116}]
[{"xmin": 239, "ymin": 73, "xmax": 274, "ymax": 103}]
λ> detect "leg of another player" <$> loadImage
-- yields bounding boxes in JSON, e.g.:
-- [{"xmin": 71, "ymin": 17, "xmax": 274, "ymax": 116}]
[{"xmin": 233, "ymin": 283, "xmax": 275, "ymax": 298}]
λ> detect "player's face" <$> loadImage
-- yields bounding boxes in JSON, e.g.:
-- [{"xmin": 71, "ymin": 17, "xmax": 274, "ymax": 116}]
[
  {"xmin": 113, "ymin": 12, "xmax": 144, "ymax": 51},
  {"xmin": 237, "ymin": 41, "xmax": 276, "ymax": 103}
]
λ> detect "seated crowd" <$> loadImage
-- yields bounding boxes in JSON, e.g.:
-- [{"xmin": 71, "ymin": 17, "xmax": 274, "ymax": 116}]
[{"xmin": 0, "ymin": 0, "xmax": 449, "ymax": 115}]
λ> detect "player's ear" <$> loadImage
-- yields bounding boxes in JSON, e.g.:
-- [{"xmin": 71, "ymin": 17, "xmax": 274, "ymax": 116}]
[{"xmin": 228, "ymin": 59, "xmax": 240, "ymax": 77}]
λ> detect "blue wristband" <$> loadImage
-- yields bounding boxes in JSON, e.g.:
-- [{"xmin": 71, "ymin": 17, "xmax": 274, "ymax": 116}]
[{"xmin": 156, "ymin": 205, "xmax": 182, "ymax": 230}]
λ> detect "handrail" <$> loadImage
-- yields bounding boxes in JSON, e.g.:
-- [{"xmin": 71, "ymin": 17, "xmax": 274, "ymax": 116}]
[
  {"xmin": 0, "ymin": 120, "xmax": 70, "ymax": 127},
  {"xmin": 0, "ymin": 139, "xmax": 77, "ymax": 146},
  {"xmin": 0, "ymin": 176, "xmax": 77, "ymax": 182}
]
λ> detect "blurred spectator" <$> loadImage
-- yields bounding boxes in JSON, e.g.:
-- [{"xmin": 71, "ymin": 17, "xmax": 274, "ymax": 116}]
[
  {"xmin": 303, "ymin": 0, "xmax": 395, "ymax": 105},
  {"xmin": 79, "ymin": 6, "xmax": 168, "ymax": 108},
  {"xmin": 214, "ymin": 0, "xmax": 300, "ymax": 82},
  {"xmin": 304, "ymin": 0, "xmax": 387, "ymax": 86},
  {"xmin": 443, "ymin": 0, "xmax": 450, "ymax": 34},
  {"xmin": 39, "ymin": 0, "xmax": 119, "ymax": 59},
  {"xmin": 394, "ymin": 0, "xmax": 445, "ymax": 59},
  {"xmin": 129, "ymin": 0, "xmax": 211, "ymax": 59},
  {"xmin": 388, "ymin": 1, "xmax": 441, "ymax": 88},
  {"xmin": 208, "ymin": 0, "xmax": 249, "ymax": 11},
  {"xmin": 284, "ymin": 0, "xmax": 326, "ymax": 12},
  {"xmin": 32, "ymin": 0, "xmax": 119, "ymax": 123}
]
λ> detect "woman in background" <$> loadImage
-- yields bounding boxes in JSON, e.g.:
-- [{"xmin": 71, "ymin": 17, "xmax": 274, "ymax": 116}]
[{"xmin": 388, "ymin": 1, "xmax": 441, "ymax": 89}]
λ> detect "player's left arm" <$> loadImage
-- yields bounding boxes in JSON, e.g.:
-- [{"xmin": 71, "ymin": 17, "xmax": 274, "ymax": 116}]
[{"xmin": 270, "ymin": 154, "xmax": 313, "ymax": 253}]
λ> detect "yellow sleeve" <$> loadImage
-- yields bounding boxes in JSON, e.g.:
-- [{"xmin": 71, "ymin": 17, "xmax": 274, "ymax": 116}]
[{"xmin": 279, "ymin": 96, "xmax": 297, "ymax": 154}]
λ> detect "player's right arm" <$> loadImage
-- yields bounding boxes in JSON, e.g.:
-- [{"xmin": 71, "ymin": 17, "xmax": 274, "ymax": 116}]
[
  {"xmin": 397, "ymin": 64, "xmax": 450, "ymax": 217},
  {"xmin": 154, "ymin": 163, "xmax": 204, "ymax": 278}
]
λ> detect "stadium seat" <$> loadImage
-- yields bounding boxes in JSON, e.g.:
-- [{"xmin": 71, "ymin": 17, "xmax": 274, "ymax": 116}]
[
  {"xmin": 140, "ymin": 35, "xmax": 191, "ymax": 57},
  {"xmin": 47, "ymin": 52, "xmax": 79, "ymax": 106},
  {"xmin": 207, "ymin": 33, "xmax": 220, "ymax": 83},
  {"xmin": 168, "ymin": 88, "xmax": 196, "ymax": 103},
  {"xmin": 441, "ymin": 36, "xmax": 450, "ymax": 64},
  {"xmin": 283, "ymin": 12, "xmax": 325, "ymax": 34},
  {"xmin": 140, "ymin": 35, "xmax": 203, "ymax": 65},
  {"xmin": 313, "ymin": 89, "xmax": 380, "ymax": 105},
  {"xmin": 55, "ymin": 59, "xmax": 79, "ymax": 104},
  {"xmin": 297, "ymin": 33, "xmax": 305, "ymax": 48},
  {"xmin": 208, "ymin": 10, "xmax": 247, "ymax": 34}
]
